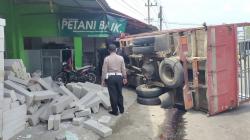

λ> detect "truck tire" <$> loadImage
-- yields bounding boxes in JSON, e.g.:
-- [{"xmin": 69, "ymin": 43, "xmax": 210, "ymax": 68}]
[
  {"xmin": 137, "ymin": 96, "xmax": 161, "ymax": 105},
  {"xmin": 136, "ymin": 84, "xmax": 163, "ymax": 98},
  {"xmin": 132, "ymin": 46, "xmax": 154, "ymax": 54},
  {"xmin": 159, "ymin": 57, "xmax": 184, "ymax": 88},
  {"xmin": 159, "ymin": 92, "xmax": 173, "ymax": 109}
]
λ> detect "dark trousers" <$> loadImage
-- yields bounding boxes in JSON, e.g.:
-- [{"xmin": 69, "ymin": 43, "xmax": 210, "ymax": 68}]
[{"xmin": 107, "ymin": 75, "xmax": 124, "ymax": 113}]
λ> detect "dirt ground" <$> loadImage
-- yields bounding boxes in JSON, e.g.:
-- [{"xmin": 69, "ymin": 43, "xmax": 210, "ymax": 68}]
[{"xmin": 102, "ymin": 103, "xmax": 185, "ymax": 140}]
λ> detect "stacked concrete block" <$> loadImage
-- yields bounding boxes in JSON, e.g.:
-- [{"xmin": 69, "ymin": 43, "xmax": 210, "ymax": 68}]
[
  {"xmin": 72, "ymin": 84, "xmax": 84, "ymax": 99},
  {"xmin": 4, "ymin": 88, "xmax": 17, "ymax": 102},
  {"xmin": 4, "ymin": 80, "xmax": 34, "ymax": 106},
  {"xmin": 53, "ymin": 114, "xmax": 61, "ymax": 130},
  {"xmin": 75, "ymin": 108, "xmax": 91, "ymax": 117},
  {"xmin": 28, "ymin": 83, "xmax": 43, "ymax": 91},
  {"xmin": 28, "ymin": 104, "xmax": 49, "ymax": 126},
  {"xmin": 58, "ymin": 86, "xmax": 79, "ymax": 101},
  {"xmin": 61, "ymin": 108, "xmax": 77, "ymax": 120},
  {"xmin": 42, "ymin": 76, "xmax": 53, "ymax": 88},
  {"xmin": 1, "ymin": 104, "xmax": 27, "ymax": 140},
  {"xmin": 48, "ymin": 115, "xmax": 54, "ymax": 130},
  {"xmin": 4, "ymin": 59, "xmax": 30, "ymax": 80},
  {"xmin": 0, "ymin": 19, "xmax": 4, "ymax": 100},
  {"xmin": 97, "ymin": 91, "xmax": 111, "ymax": 109},
  {"xmin": 32, "ymin": 90, "xmax": 58, "ymax": 101},
  {"xmin": 7, "ymin": 75, "xmax": 29, "ymax": 86},
  {"xmin": 51, "ymin": 95, "xmax": 74, "ymax": 114}
]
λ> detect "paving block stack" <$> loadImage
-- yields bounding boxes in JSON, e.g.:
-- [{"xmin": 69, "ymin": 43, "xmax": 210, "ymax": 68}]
[{"xmin": 3, "ymin": 57, "xmax": 114, "ymax": 139}]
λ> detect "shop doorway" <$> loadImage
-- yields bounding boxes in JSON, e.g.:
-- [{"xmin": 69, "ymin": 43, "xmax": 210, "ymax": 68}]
[
  {"xmin": 24, "ymin": 37, "xmax": 74, "ymax": 78},
  {"xmin": 41, "ymin": 49, "xmax": 73, "ymax": 77}
]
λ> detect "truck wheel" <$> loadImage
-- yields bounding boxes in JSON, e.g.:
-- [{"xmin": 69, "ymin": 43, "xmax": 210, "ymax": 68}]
[
  {"xmin": 137, "ymin": 96, "xmax": 161, "ymax": 105},
  {"xmin": 159, "ymin": 92, "xmax": 173, "ymax": 109},
  {"xmin": 159, "ymin": 57, "xmax": 184, "ymax": 88},
  {"xmin": 136, "ymin": 84, "xmax": 163, "ymax": 98},
  {"xmin": 132, "ymin": 46, "xmax": 154, "ymax": 54}
]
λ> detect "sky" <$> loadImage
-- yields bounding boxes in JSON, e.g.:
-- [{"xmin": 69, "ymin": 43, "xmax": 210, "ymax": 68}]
[{"xmin": 106, "ymin": 0, "xmax": 250, "ymax": 29}]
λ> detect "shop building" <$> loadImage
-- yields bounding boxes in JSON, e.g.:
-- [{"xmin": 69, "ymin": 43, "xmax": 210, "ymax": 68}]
[{"xmin": 0, "ymin": 0, "xmax": 156, "ymax": 77}]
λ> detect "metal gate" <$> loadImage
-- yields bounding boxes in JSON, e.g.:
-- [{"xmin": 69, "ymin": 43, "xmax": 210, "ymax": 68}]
[
  {"xmin": 238, "ymin": 26, "xmax": 250, "ymax": 103},
  {"xmin": 41, "ymin": 49, "xmax": 62, "ymax": 78}
]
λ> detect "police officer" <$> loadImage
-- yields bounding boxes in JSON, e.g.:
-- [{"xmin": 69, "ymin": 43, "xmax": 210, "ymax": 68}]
[{"xmin": 101, "ymin": 44, "xmax": 127, "ymax": 116}]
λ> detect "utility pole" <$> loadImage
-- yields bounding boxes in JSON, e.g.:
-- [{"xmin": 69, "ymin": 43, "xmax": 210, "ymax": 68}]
[
  {"xmin": 145, "ymin": 0, "xmax": 157, "ymax": 24},
  {"xmin": 158, "ymin": 6, "xmax": 163, "ymax": 30}
]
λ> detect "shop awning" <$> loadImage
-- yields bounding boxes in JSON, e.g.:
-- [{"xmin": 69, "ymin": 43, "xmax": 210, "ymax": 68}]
[{"xmin": 14, "ymin": 0, "xmax": 157, "ymax": 35}]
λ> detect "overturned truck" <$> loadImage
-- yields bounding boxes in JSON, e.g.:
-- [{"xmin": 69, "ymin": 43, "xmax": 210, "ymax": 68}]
[{"xmin": 120, "ymin": 23, "xmax": 250, "ymax": 115}]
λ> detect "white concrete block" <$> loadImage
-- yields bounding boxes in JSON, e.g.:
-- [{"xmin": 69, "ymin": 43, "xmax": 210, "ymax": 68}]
[
  {"xmin": 53, "ymin": 114, "xmax": 61, "ymax": 131},
  {"xmin": 55, "ymin": 135, "xmax": 66, "ymax": 140},
  {"xmin": 61, "ymin": 108, "xmax": 77, "ymax": 120},
  {"xmin": 75, "ymin": 108, "xmax": 91, "ymax": 117},
  {"xmin": 27, "ymin": 104, "xmax": 39, "ymax": 115},
  {"xmin": 83, "ymin": 119, "xmax": 112, "ymax": 137},
  {"xmin": 7, "ymin": 75, "xmax": 29, "ymax": 86},
  {"xmin": 10, "ymin": 101, "xmax": 20, "ymax": 109},
  {"xmin": 4, "ymin": 88, "xmax": 17, "ymax": 102},
  {"xmin": 2, "ymin": 98, "xmax": 11, "ymax": 111},
  {"xmin": 97, "ymin": 91, "xmax": 111, "ymax": 110},
  {"xmin": 0, "ymin": 110, "xmax": 2, "ymax": 138},
  {"xmin": 75, "ymin": 104, "xmax": 86, "ymax": 111},
  {"xmin": 66, "ymin": 83, "xmax": 74, "ymax": 92},
  {"xmin": 72, "ymin": 117, "xmax": 86, "ymax": 126},
  {"xmin": 48, "ymin": 115, "xmax": 54, "ymax": 130},
  {"xmin": 37, "ymin": 78, "xmax": 52, "ymax": 90},
  {"xmin": 42, "ymin": 76, "xmax": 53, "ymax": 87},
  {"xmin": 32, "ymin": 90, "xmax": 58, "ymax": 101},
  {"xmin": 28, "ymin": 104, "xmax": 48, "ymax": 126},
  {"xmin": 77, "ymin": 92, "xmax": 97, "ymax": 106},
  {"xmin": 51, "ymin": 95, "xmax": 74, "ymax": 114},
  {"xmin": 91, "ymin": 105, "xmax": 100, "ymax": 114},
  {"xmin": 28, "ymin": 83, "xmax": 43, "ymax": 91},
  {"xmin": 58, "ymin": 86, "xmax": 79, "ymax": 101},
  {"xmin": 61, "ymin": 113, "xmax": 74, "ymax": 121},
  {"xmin": 0, "ymin": 18, "xmax": 6, "ymax": 26},
  {"xmin": 2, "ymin": 104, "xmax": 27, "ymax": 140},
  {"xmin": 85, "ymin": 96, "xmax": 101, "ymax": 108},
  {"xmin": 98, "ymin": 115, "xmax": 112, "ymax": 126},
  {"xmin": 72, "ymin": 84, "xmax": 82, "ymax": 99},
  {"xmin": 4, "ymin": 80, "xmax": 34, "ymax": 106},
  {"xmin": 15, "ymin": 93, "xmax": 25, "ymax": 104},
  {"xmin": 39, "ymin": 104, "xmax": 53, "ymax": 122}
]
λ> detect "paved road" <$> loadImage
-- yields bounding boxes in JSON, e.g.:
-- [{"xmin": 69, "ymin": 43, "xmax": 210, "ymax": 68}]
[
  {"xmin": 102, "ymin": 103, "xmax": 185, "ymax": 140},
  {"xmin": 184, "ymin": 103, "xmax": 250, "ymax": 140}
]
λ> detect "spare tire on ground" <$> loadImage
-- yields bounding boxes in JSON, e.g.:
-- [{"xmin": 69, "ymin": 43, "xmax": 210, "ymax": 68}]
[
  {"xmin": 137, "ymin": 96, "xmax": 161, "ymax": 105},
  {"xmin": 132, "ymin": 46, "xmax": 154, "ymax": 54},
  {"xmin": 159, "ymin": 57, "xmax": 184, "ymax": 88},
  {"xmin": 159, "ymin": 92, "xmax": 173, "ymax": 109},
  {"xmin": 136, "ymin": 84, "xmax": 163, "ymax": 98}
]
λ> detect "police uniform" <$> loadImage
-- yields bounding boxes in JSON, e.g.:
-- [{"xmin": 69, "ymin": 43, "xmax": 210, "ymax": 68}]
[{"xmin": 102, "ymin": 51, "xmax": 127, "ymax": 115}]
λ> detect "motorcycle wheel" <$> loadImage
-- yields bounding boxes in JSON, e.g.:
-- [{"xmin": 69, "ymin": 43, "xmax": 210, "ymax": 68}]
[
  {"xmin": 85, "ymin": 72, "xmax": 97, "ymax": 83},
  {"xmin": 55, "ymin": 72, "xmax": 68, "ymax": 84}
]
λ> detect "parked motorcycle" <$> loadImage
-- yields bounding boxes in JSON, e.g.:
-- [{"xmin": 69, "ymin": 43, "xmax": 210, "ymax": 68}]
[{"xmin": 54, "ymin": 62, "xmax": 97, "ymax": 84}]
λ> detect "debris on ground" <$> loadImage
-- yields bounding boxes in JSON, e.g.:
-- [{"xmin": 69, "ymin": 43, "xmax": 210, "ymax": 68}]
[{"xmin": 1, "ymin": 59, "xmax": 113, "ymax": 140}]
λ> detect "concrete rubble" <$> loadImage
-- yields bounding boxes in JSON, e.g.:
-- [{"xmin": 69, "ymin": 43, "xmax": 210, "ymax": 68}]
[{"xmin": 1, "ymin": 59, "xmax": 113, "ymax": 139}]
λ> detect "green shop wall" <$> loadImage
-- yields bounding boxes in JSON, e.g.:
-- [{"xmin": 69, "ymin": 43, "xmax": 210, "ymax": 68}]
[{"xmin": 0, "ymin": 1, "xmax": 83, "ymax": 68}]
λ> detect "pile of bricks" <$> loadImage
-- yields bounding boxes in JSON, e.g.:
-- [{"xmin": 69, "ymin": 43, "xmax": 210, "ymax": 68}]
[{"xmin": 2, "ymin": 61, "xmax": 113, "ymax": 139}]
